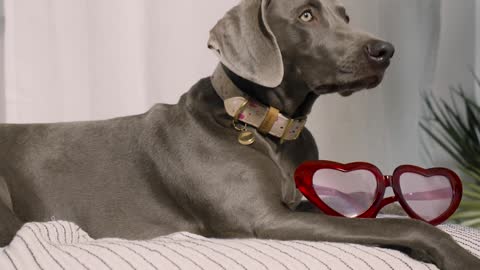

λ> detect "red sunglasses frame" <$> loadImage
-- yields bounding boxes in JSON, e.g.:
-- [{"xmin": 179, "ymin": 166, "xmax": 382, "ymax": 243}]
[{"xmin": 294, "ymin": 160, "xmax": 463, "ymax": 226}]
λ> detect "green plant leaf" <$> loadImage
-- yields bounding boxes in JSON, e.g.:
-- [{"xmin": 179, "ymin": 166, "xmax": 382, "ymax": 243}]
[
  {"xmin": 460, "ymin": 200, "xmax": 480, "ymax": 210},
  {"xmin": 451, "ymin": 210, "xmax": 480, "ymax": 219},
  {"xmin": 420, "ymin": 76, "xmax": 480, "ymax": 228},
  {"xmin": 462, "ymin": 167, "xmax": 480, "ymax": 185},
  {"xmin": 420, "ymin": 123, "xmax": 468, "ymax": 167},
  {"xmin": 464, "ymin": 181, "xmax": 480, "ymax": 193},
  {"xmin": 460, "ymin": 217, "xmax": 480, "ymax": 227},
  {"xmin": 463, "ymin": 190, "xmax": 480, "ymax": 200}
]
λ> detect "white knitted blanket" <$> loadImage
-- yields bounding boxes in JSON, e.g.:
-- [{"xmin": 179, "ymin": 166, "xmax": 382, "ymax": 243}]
[{"xmin": 0, "ymin": 221, "xmax": 479, "ymax": 270}]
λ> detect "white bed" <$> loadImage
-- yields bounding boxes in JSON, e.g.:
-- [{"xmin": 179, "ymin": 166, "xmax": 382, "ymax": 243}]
[{"xmin": 0, "ymin": 220, "xmax": 479, "ymax": 270}]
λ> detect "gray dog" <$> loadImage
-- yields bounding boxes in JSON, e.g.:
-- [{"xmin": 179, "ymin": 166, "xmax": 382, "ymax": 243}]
[{"xmin": 1, "ymin": 0, "xmax": 479, "ymax": 269}]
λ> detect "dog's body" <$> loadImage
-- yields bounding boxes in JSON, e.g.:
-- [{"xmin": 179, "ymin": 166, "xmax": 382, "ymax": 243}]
[
  {"xmin": 1, "ymin": 0, "xmax": 479, "ymax": 269},
  {"xmin": 0, "ymin": 77, "xmax": 315, "ymax": 241}
]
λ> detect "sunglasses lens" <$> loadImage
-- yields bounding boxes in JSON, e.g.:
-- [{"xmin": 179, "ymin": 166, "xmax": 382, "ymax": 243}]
[
  {"xmin": 313, "ymin": 169, "xmax": 377, "ymax": 217},
  {"xmin": 399, "ymin": 173, "xmax": 453, "ymax": 221}
]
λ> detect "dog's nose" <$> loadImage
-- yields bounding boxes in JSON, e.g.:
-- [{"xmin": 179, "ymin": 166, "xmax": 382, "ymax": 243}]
[{"xmin": 365, "ymin": 41, "xmax": 395, "ymax": 65}]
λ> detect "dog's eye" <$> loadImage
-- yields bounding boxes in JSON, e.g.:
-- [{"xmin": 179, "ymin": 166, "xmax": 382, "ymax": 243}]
[{"xmin": 299, "ymin": 10, "xmax": 314, "ymax": 22}]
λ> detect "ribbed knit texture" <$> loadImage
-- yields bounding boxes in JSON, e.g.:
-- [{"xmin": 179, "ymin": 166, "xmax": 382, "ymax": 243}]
[{"xmin": 0, "ymin": 221, "xmax": 478, "ymax": 270}]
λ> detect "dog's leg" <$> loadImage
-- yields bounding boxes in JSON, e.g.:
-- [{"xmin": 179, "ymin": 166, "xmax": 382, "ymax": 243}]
[
  {"xmin": 295, "ymin": 201, "xmax": 433, "ymax": 262},
  {"xmin": 253, "ymin": 210, "xmax": 480, "ymax": 270},
  {"xmin": 0, "ymin": 202, "xmax": 23, "ymax": 247}
]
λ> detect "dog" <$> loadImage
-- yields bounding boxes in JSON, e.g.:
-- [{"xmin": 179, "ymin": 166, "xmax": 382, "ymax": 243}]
[{"xmin": 0, "ymin": 0, "xmax": 479, "ymax": 269}]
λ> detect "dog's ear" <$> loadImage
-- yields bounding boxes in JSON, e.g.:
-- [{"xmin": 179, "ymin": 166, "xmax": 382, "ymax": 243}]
[{"xmin": 208, "ymin": 0, "xmax": 284, "ymax": 88}]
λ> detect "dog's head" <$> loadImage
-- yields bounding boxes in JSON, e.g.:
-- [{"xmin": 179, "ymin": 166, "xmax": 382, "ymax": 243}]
[{"xmin": 208, "ymin": 0, "xmax": 394, "ymax": 97}]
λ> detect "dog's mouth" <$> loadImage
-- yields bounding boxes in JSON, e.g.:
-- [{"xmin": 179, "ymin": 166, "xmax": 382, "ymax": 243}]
[{"xmin": 313, "ymin": 75, "xmax": 382, "ymax": 96}]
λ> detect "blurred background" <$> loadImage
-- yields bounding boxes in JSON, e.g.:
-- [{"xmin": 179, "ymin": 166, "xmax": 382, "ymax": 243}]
[{"xmin": 0, "ymin": 0, "xmax": 477, "ymax": 173}]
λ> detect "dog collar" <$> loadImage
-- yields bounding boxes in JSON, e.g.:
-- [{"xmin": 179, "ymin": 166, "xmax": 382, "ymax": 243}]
[{"xmin": 211, "ymin": 65, "xmax": 307, "ymax": 145}]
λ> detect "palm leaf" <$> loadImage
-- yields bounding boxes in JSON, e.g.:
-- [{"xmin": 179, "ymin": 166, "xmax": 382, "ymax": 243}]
[
  {"xmin": 463, "ymin": 190, "xmax": 480, "ymax": 200},
  {"xmin": 464, "ymin": 181, "xmax": 480, "ymax": 193},
  {"xmin": 421, "ymin": 78, "xmax": 480, "ymax": 227},
  {"xmin": 462, "ymin": 167, "xmax": 480, "ymax": 185},
  {"xmin": 461, "ymin": 218, "xmax": 480, "ymax": 227},
  {"xmin": 451, "ymin": 210, "xmax": 480, "ymax": 220}
]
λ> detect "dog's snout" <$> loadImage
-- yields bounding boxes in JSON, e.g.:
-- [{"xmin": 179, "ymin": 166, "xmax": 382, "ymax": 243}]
[{"xmin": 365, "ymin": 41, "xmax": 395, "ymax": 65}]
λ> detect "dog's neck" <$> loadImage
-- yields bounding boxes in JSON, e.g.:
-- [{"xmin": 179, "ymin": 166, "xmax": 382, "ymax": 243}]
[
  {"xmin": 223, "ymin": 66, "xmax": 318, "ymax": 118},
  {"xmin": 211, "ymin": 64, "xmax": 311, "ymax": 144}
]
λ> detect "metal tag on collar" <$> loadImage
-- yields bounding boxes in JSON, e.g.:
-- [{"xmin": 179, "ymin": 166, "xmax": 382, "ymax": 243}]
[
  {"xmin": 233, "ymin": 100, "xmax": 255, "ymax": 146},
  {"xmin": 238, "ymin": 129, "xmax": 255, "ymax": 146}
]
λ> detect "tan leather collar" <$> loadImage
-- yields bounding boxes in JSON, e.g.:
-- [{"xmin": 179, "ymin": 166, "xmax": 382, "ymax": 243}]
[{"xmin": 211, "ymin": 65, "xmax": 307, "ymax": 144}]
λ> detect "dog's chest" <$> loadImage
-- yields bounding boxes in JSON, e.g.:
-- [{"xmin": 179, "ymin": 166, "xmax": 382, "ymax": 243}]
[{"xmin": 248, "ymin": 131, "xmax": 306, "ymax": 208}]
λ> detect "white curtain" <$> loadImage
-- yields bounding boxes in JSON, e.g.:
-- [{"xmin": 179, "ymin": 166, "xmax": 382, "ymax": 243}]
[
  {"xmin": 3, "ymin": 0, "xmax": 238, "ymax": 122},
  {"xmin": 1, "ymin": 0, "xmax": 476, "ymax": 171}
]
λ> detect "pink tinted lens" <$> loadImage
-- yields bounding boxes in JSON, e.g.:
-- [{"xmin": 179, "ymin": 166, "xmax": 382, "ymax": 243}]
[
  {"xmin": 399, "ymin": 173, "xmax": 453, "ymax": 222},
  {"xmin": 313, "ymin": 169, "xmax": 377, "ymax": 217}
]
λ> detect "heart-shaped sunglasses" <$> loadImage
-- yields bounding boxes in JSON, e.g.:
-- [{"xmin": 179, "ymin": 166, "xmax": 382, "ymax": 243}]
[{"xmin": 294, "ymin": 161, "xmax": 463, "ymax": 225}]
